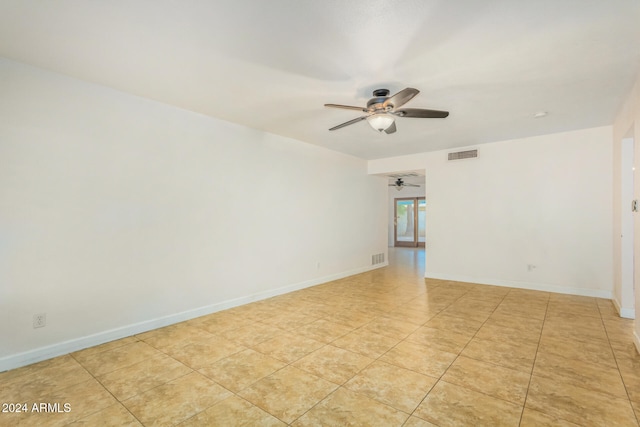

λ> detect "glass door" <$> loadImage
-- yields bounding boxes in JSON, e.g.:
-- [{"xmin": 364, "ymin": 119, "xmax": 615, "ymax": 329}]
[{"xmin": 394, "ymin": 197, "xmax": 426, "ymax": 247}]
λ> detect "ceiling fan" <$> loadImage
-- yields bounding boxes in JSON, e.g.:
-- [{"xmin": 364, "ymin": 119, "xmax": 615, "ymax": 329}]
[
  {"xmin": 389, "ymin": 178, "xmax": 420, "ymax": 191},
  {"xmin": 325, "ymin": 88, "xmax": 449, "ymax": 134}
]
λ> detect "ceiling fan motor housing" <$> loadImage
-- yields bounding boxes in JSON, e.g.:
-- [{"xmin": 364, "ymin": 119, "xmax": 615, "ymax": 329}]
[
  {"xmin": 372, "ymin": 89, "xmax": 390, "ymax": 97},
  {"xmin": 368, "ymin": 89, "xmax": 392, "ymax": 110}
]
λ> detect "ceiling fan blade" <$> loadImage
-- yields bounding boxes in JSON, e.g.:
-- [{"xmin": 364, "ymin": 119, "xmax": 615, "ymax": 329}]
[
  {"xmin": 384, "ymin": 88, "xmax": 419, "ymax": 109},
  {"xmin": 329, "ymin": 115, "xmax": 368, "ymax": 131},
  {"xmin": 405, "ymin": 183, "xmax": 420, "ymax": 187},
  {"xmin": 384, "ymin": 121, "xmax": 397, "ymax": 134},
  {"xmin": 394, "ymin": 108, "xmax": 449, "ymax": 118},
  {"xmin": 324, "ymin": 103, "xmax": 368, "ymax": 112}
]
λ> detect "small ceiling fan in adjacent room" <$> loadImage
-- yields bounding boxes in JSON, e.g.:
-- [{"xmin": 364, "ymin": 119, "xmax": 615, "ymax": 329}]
[
  {"xmin": 325, "ymin": 87, "xmax": 449, "ymax": 134},
  {"xmin": 389, "ymin": 178, "xmax": 420, "ymax": 191}
]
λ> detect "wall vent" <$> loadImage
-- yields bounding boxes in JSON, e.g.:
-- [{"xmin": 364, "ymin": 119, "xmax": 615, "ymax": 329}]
[
  {"xmin": 448, "ymin": 149, "xmax": 478, "ymax": 161},
  {"xmin": 388, "ymin": 172, "xmax": 420, "ymax": 178},
  {"xmin": 372, "ymin": 253, "xmax": 385, "ymax": 265}
]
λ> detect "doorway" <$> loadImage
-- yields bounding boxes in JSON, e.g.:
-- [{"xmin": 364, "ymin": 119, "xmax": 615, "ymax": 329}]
[{"xmin": 394, "ymin": 197, "xmax": 425, "ymax": 247}]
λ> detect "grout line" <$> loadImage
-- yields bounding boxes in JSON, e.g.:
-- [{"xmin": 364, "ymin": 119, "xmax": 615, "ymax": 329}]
[
  {"xmin": 70, "ymin": 351, "xmax": 149, "ymax": 426},
  {"xmin": 600, "ymin": 306, "xmax": 640, "ymax": 426},
  {"xmin": 517, "ymin": 291, "xmax": 550, "ymax": 426}
]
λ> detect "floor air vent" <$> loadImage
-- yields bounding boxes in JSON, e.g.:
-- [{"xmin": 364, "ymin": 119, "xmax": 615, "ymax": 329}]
[
  {"xmin": 372, "ymin": 253, "xmax": 385, "ymax": 265},
  {"xmin": 448, "ymin": 149, "xmax": 478, "ymax": 161}
]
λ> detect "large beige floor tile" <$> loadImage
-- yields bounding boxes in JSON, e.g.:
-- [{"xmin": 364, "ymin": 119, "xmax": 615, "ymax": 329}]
[
  {"xmin": 384, "ymin": 306, "xmax": 439, "ymax": 325},
  {"xmin": 380, "ymin": 340, "xmax": 457, "ymax": 377},
  {"xmin": 177, "ymin": 395, "xmax": 285, "ymax": 427},
  {"xmin": 633, "ymin": 401, "xmax": 640, "ymax": 422},
  {"xmin": 414, "ymin": 380, "xmax": 522, "ymax": 427},
  {"xmin": 252, "ymin": 332, "xmax": 324, "ymax": 364},
  {"xmin": 547, "ymin": 301, "xmax": 601, "ymax": 318},
  {"xmin": 439, "ymin": 305, "xmax": 494, "ymax": 322},
  {"xmin": 165, "ymin": 334, "xmax": 245, "ymax": 369},
  {"xmin": 360, "ymin": 315, "xmax": 421, "ymax": 339},
  {"xmin": 403, "ymin": 416, "xmax": 439, "ymax": 427},
  {"xmin": 262, "ymin": 311, "xmax": 320, "ymax": 331},
  {"xmin": 613, "ymin": 341, "xmax": 640, "ymax": 366},
  {"xmin": 541, "ymin": 324, "xmax": 609, "ymax": 345},
  {"xmin": 0, "ymin": 354, "xmax": 74, "ymax": 383},
  {"xmin": 620, "ymin": 370, "xmax": 640, "ymax": 404},
  {"xmin": 526, "ymin": 375, "xmax": 638, "ymax": 427},
  {"xmin": 66, "ymin": 403, "xmax": 142, "ymax": 426},
  {"xmin": 135, "ymin": 324, "xmax": 213, "ymax": 352},
  {"xmin": 485, "ymin": 312, "xmax": 544, "ymax": 334},
  {"xmin": 220, "ymin": 321, "xmax": 284, "ymax": 346},
  {"xmin": 344, "ymin": 360, "xmax": 437, "ymax": 413},
  {"xmin": 291, "ymin": 387, "xmax": 408, "ymax": 426},
  {"xmin": 492, "ymin": 303, "xmax": 547, "ymax": 320},
  {"xmin": 519, "ymin": 408, "xmax": 581, "ymax": 427},
  {"xmin": 608, "ymin": 328, "xmax": 638, "ymax": 347},
  {"xmin": 542, "ymin": 315, "xmax": 608, "ymax": 343},
  {"xmin": 503, "ymin": 288, "xmax": 550, "ymax": 302},
  {"xmin": 122, "ymin": 372, "xmax": 231, "ymax": 427},
  {"xmin": 197, "ymin": 348, "xmax": 286, "ymax": 393},
  {"xmin": 329, "ymin": 310, "xmax": 378, "ymax": 329},
  {"xmin": 97, "ymin": 353, "xmax": 192, "ymax": 401},
  {"xmin": 295, "ymin": 318, "xmax": 354, "ymax": 343},
  {"xmin": 532, "ymin": 351, "xmax": 627, "ymax": 399},
  {"xmin": 191, "ymin": 311, "xmax": 255, "ymax": 334},
  {"xmin": 332, "ymin": 329, "xmax": 401, "ymax": 359},
  {"xmin": 461, "ymin": 337, "xmax": 537, "ymax": 373},
  {"xmin": 73, "ymin": 341, "xmax": 165, "ymax": 376},
  {"xmin": 441, "ymin": 356, "xmax": 530, "ymax": 404},
  {"xmin": 292, "ymin": 344, "xmax": 373, "ymax": 384},
  {"xmin": 425, "ymin": 313, "xmax": 484, "ymax": 334},
  {"xmin": 475, "ymin": 323, "xmax": 541, "ymax": 345},
  {"xmin": 406, "ymin": 325, "xmax": 474, "ymax": 354},
  {"xmin": 1, "ymin": 356, "xmax": 93, "ymax": 403},
  {"xmin": 537, "ymin": 335, "xmax": 616, "ymax": 368},
  {"xmin": 238, "ymin": 365, "xmax": 337, "ymax": 424}
]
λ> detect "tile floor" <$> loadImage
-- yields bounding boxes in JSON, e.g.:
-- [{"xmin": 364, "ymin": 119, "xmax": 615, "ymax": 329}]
[{"xmin": 1, "ymin": 248, "xmax": 640, "ymax": 426}]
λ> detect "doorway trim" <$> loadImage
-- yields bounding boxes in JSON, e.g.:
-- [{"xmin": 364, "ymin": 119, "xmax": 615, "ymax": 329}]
[{"xmin": 619, "ymin": 136, "xmax": 635, "ymax": 319}]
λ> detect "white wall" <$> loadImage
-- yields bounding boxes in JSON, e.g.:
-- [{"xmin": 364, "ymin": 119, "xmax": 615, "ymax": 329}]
[
  {"xmin": 370, "ymin": 126, "xmax": 614, "ymax": 298},
  {"xmin": 613, "ymin": 69, "xmax": 640, "ymax": 351},
  {"xmin": 0, "ymin": 58, "xmax": 388, "ymax": 371}
]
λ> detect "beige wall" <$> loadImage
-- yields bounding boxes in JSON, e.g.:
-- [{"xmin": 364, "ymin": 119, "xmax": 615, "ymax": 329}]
[{"xmin": 612, "ymin": 70, "xmax": 640, "ymax": 350}]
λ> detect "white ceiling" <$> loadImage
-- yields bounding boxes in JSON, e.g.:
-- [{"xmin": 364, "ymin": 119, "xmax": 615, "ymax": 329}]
[{"xmin": 1, "ymin": 1, "xmax": 639, "ymax": 160}]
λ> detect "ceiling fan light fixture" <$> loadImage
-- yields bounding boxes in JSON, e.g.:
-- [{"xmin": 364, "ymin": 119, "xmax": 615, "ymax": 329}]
[{"xmin": 367, "ymin": 113, "xmax": 395, "ymax": 132}]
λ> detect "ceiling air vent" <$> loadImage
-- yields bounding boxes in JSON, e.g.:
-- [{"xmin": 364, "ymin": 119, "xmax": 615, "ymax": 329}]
[{"xmin": 448, "ymin": 149, "xmax": 478, "ymax": 161}]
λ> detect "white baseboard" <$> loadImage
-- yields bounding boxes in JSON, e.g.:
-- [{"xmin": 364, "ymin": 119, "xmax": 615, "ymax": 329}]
[
  {"xmin": 0, "ymin": 262, "xmax": 387, "ymax": 373},
  {"xmin": 425, "ymin": 272, "xmax": 612, "ymax": 299},
  {"xmin": 612, "ymin": 297, "xmax": 636, "ymax": 319}
]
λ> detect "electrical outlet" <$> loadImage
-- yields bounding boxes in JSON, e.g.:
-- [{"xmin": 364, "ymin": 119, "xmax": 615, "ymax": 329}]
[{"xmin": 33, "ymin": 313, "xmax": 46, "ymax": 329}]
